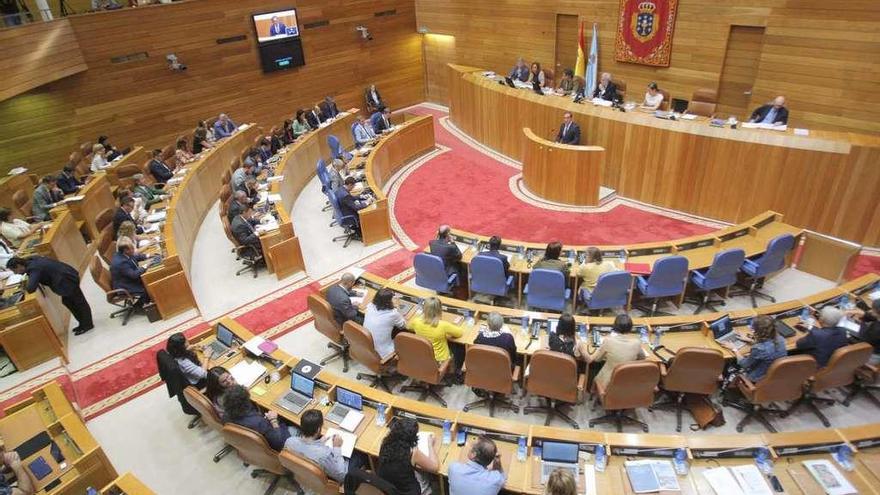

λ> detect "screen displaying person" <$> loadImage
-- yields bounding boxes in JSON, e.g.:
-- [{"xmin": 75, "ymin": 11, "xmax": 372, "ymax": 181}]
[{"xmin": 268, "ymin": 16, "xmax": 287, "ymax": 36}]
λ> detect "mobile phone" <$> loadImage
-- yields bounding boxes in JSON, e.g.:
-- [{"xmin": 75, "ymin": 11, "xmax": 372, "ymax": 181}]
[
  {"xmin": 768, "ymin": 475, "xmax": 784, "ymax": 493},
  {"xmin": 456, "ymin": 429, "xmax": 467, "ymax": 446}
]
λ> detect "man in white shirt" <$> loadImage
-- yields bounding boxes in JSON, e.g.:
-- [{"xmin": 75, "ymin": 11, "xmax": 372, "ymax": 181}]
[
  {"xmin": 352, "ymin": 115, "xmax": 377, "ymax": 148},
  {"xmin": 0, "ymin": 208, "xmax": 39, "ymax": 248},
  {"xmin": 284, "ymin": 409, "xmax": 367, "ymax": 488}
]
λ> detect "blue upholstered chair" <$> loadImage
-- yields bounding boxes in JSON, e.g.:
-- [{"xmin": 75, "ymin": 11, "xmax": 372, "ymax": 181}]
[
  {"xmin": 329, "ymin": 189, "xmax": 359, "ymax": 247},
  {"xmin": 635, "ymin": 255, "xmax": 689, "ymax": 316},
  {"xmin": 579, "ymin": 270, "xmax": 632, "ymax": 314},
  {"xmin": 730, "ymin": 234, "xmax": 796, "ymax": 307},
  {"xmin": 524, "ymin": 269, "xmax": 570, "ymax": 312},
  {"xmin": 414, "ymin": 253, "xmax": 458, "ymax": 294},
  {"xmin": 327, "ymin": 135, "xmax": 353, "ymax": 162},
  {"xmin": 687, "ymin": 248, "xmax": 746, "ymax": 314},
  {"xmin": 470, "ymin": 254, "xmax": 514, "ymax": 299}
]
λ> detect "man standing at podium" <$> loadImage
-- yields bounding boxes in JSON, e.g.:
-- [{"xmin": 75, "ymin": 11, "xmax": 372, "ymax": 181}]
[{"xmin": 555, "ymin": 112, "xmax": 581, "ymax": 145}]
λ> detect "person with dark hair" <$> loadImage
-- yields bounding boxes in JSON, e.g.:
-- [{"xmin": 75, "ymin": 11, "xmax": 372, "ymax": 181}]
[
  {"xmin": 281, "ymin": 119, "xmax": 296, "ymax": 144},
  {"xmin": 723, "ymin": 315, "xmax": 786, "ymax": 382},
  {"xmin": 110, "ymin": 239, "xmax": 150, "ymax": 306},
  {"xmin": 148, "ymin": 149, "xmax": 174, "ymax": 183},
  {"xmin": 326, "ymin": 272, "xmax": 364, "ymax": 326},
  {"xmin": 174, "ymin": 138, "xmax": 195, "ymax": 168},
  {"xmin": 448, "ymin": 436, "xmax": 505, "ymax": 495},
  {"xmin": 56, "ymin": 164, "xmax": 83, "ymax": 195},
  {"xmin": 97, "ymin": 135, "xmax": 129, "ymax": 161},
  {"xmin": 258, "ymin": 139, "xmax": 272, "ymax": 164},
  {"xmin": 528, "ymin": 62, "xmax": 545, "ymax": 88},
  {"xmin": 548, "ymin": 313, "xmax": 584, "ymax": 359},
  {"xmin": 373, "ymin": 107, "xmax": 393, "ymax": 134},
  {"xmin": 480, "ymin": 236, "xmax": 510, "ymax": 278},
  {"xmin": 0, "ymin": 436, "xmax": 35, "ymax": 495},
  {"xmin": 335, "ymin": 177, "xmax": 372, "ymax": 238},
  {"xmin": 320, "ymin": 96, "xmax": 340, "ymax": 119},
  {"xmin": 0, "ymin": 207, "xmax": 40, "ymax": 248},
  {"xmin": 113, "ymin": 195, "xmax": 143, "ymax": 236},
  {"xmin": 7, "ymin": 256, "xmax": 93, "ymax": 335},
  {"xmin": 556, "ymin": 68, "xmax": 581, "ymax": 96},
  {"xmin": 849, "ymin": 299, "xmax": 880, "ymax": 365},
  {"xmin": 222, "ymin": 385, "xmax": 291, "ymax": 451},
  {"xmin": 285, "ymin": 409, "xmax": 368, "ymax": 490},
  {"xmin": 577, "ymin": 247, "xmax": 616, "ymax": 294},
  {"xmin": 231, "ymin": 205, "xmax": 263, "ymax": 255},
  {"xmin": 555, "ymin": 112, "xmax": 580, "ymax": 145},
  {"xmin": 429, "ymin": 225, "xmax": 462, "ymax": 278},
  {"xmin": 377, "ymin": 417, "xmax": 439, "ymax": 495},
  {"xmin": 293, "ymin": 109, "xmax": 313, "ymax": 138},
  {"xmin": 587, "ymin": 314, "xmax": 645, "ymax": 388},
  {"xmin": 166, "ymin": 332, "xmax": 212, "ymax": 387},
  {"xmin": 363, "ymin": 288, "xmax": 406, "ymax": 360},
  {"xmin": 533, "ymin": 241, "xmax": 570, "ymax": 282},
  {"xmin": 205, "ymin": 366, "xmax": 235, "ymax": 414},
  {"xmin": 306, "ymin": 104, "xmax": 326, "ymax": 128},
  {"xmin": 640, "ymin": 82, "xmax": 664, "ymax": 110},
  {"xmin": 192, "ymin": 126, "xmax": 212, "ymax": 155},
  {"xmin": 32, "ymin": 176, "xmax": 64, "ymax": 221}
]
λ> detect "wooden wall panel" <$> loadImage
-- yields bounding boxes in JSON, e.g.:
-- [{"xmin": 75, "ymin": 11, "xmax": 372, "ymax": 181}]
[
  {"xmin": 716, "ymin": 26, "xmax": 765, "ymax": 119},
  {"xmin": 0, "ymin": 0, "xmax": 424, "ymax": 177}
]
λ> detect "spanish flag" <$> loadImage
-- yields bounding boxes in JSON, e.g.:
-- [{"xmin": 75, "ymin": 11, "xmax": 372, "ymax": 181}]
[{"xmin": 574, "ymin": 20, "xmax": 586, "ymax": 79}]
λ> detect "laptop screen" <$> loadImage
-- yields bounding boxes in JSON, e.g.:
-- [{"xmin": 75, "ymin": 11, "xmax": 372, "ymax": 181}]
[
  {"xmin": 336, "ymin": 387, "xmax": 363, "ymax": 411},
  {"xmin": 709, "ymin": 315, "xmax": 733, "ymax": 339},
  {"xmin": 542, "ymin": 441, "xmax": 579, "ymax": 463},
  {"xmin": 291, "ymin": 373, "xmax": 314, "ymax": 398},
  {"xmin": 216, "ymin": 323, "xmax": 235, "ymax": 347}
]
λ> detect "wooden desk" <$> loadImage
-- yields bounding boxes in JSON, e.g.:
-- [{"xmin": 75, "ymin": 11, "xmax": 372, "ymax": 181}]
[
  {"xmin": 33, "ymin": 210, "xmax": 90, "ymax": 276},
  {"xmin": 360, "ymin": 115, "xmax": 437, "ymax": 245},
  {"xmin": 101, "ymin": 147, "xmax": 147, "ymax": 187},
  {"xmin": 0, "ymin": 173, "xmax": 36, "ymax": 214},
  {"xmin": 56, "ymin": 174, "xmax": 115, "ymax": 242},
  {"xmin": 448, "ymin": 64, "xmax": 880, "ymax": 247},
  {"xmin": 101, "ymin": 472, "xmax": 155, "ymax": 495},
  {"xmin": 521, "ymin": 127, "xmax": 605, "ymax": 206}
]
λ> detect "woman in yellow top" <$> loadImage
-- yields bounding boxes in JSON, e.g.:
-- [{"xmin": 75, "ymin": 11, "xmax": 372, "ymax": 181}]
[
  {"xmin": 577, "ymin": 247, "xmax": 617, "ymax": 294},
  {"xmin": 409, "ymin": 297, "xmax": 464, "ymax": 364}
]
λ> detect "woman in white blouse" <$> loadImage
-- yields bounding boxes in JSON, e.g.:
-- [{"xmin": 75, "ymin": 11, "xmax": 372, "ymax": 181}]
[
  {"xmin": 640, "ymin": 82, "xmax": 664, "ymax": 110},
  {"xmin": 90, "ymin": 143, "xmax": 111, "ymax": 172}
]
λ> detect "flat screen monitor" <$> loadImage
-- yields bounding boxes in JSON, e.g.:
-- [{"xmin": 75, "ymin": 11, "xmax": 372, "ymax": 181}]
[
  {"xmin": 291, "ymin": 373, "xmax": 315, "ymax": 398},
  {"xmin": 252, "ymin": 9, "xmax": 300, "ymax": 44},
  {"xmin": 709, "ymin": 314, "xmax": 733, "ymax": 339},
  {"xmin": 336, "ymin": 387, "xmax": 363, "ymax": 411},
  {"xmin": 216, "ymin": 323, "xmax": 234, "ymax": 347},
  {"xmin": 542, "ymin": 440, "xmax": 579, "ymax": 463},
  {"xmin": 252, "ymin": 8, "xmax": 305, "ymax": 73}
]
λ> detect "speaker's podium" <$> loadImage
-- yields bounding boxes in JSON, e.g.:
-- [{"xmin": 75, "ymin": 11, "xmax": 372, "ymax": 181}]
[{"xmin": 521, "ymin": 127, "xmax": 606, "ymax": 206}]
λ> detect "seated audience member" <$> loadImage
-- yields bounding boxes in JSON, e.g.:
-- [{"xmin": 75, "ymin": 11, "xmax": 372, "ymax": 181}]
[
  {"xmin": 97, "ymin": 135, "xmax": 129, "ymax": 160},
  {"xmin": 116, "ymin": 187, "xmax": 149, "ymax": 225},
  {"xmin": 528, "ymin": 62, "xmax": 545, "ymax": 87},
  {"xmin": 410, "ymin": 297, "xmax": 464, "ymax": 371},
  {"xmin": 352, "ymin": 115, "xmax": 377, "ymax": 148},
  {"xmin": 32, "ymin": 176, "xmax": 64, "ymax": 221},
  {"xmin": 850, "ymin": 299, "xmax": 880, "ymax": 365},
  {"xmin": 592, "ymin": 72, "xmax": 618, "ymax": 102},
  {"xmin": 0, "ymin": 208, "xmax": 39, "ymax": 247},
  {"xmin": 377, "ymin": 417, "xmax": 438, "ymax": 495},
  {"xmin": 545, "ymin": 468, "xmax": 577, "ymax": 495},
  {"xmin": 373, "ymin": 107, "xmax": 393, "ymax": 134},
  {"xmin": 548, "ymin": 313, "xmax": 585, "ymax": 360},
  {"xmin": 555, "ymin": 112, "xmax": 580, "ymax": 145},
  {"xmin": 148, "ymin": 149, "xmax": 174, "ymax": 183},
  {"xmin": 258, "ymin": 139, "xmax": 272, "ymax": 163},
  {"xmin": 284, "ymin": 409, "xmax": 368, "ymax": 486},
  {"xmin": 174, "ymin": 139, "xmax": 196, "ymax": 167},
  {"xmin": 222, "ymin": 385, "xmax": 291, "ymax": 451},
  {"xmin": 205, "ymin": 366, "xmax": 235, "ymax": 415},
  {"xmin": 306, "ymin": 105, "xmax": 325, "ymax": 128},
  {"xmin": 474, "ymin": 312, "xmax": 517, "ymax": 367},
  {"xmin": 796, "ymin": 306, "xmax": 849, "ymax": 367},
  {"xmin": 242, "ymin": 148, "xmax": 263, "ymax": 174},
  {"xmin": 132, "ymin": 174, "xmax": 165, "ymax": 207},
  {"xmin": 749, "ymin": 96, "xmax": 789, "ymax": 125},
  {"xmin": 320, "ymin": 96, "xmax": 340, "ymax": 119},
  {"xmin": 231, "ymin": 162, "xmax": 255, "ymax": 192},
  {"xmin": 270, "ymin": 128, "xmax": 284, "ymax": 154},
  {"xmin": 90, "ymin": 144, "xmax": 111, "ymax": 173},
  {"xmin": 335, "ymin": 177, "xmax": 370, "ymax": 237},
  {"xmin": 509, "ymin": 57, "xmax": 530, "ymax": 82},
  {"xmin": 166, "ymin": 332, "xmax": 212, "ymax": 388},
  {"xmin": 480, "ymin": 236, "xmax": 510, "ymax": 277},
  {"xmin": 227, "ymin": 191, "xmax": 250, "ymax": 223},
  {"xmin": 192, "ymin": 126, "xmax": 212, "ymax": 155},
  {"xmin": 240, "ymin": 178, "xmax": 260, "ymax": 204},
  {"xmin": 587, "ymin": 314, "xmax": 645, "ymax": 388},
  {"xmin": 110, "ymin": 239, "xmax": 150, "ymax": 306},
  {"xmin": 640, "ymin": 82, "xmax": 664, "ymax": 110},
  {"xmin": 533, "ymin": 241, "xmax": 570, "ymax": 281},
  {"xmin": 0, "ymin": 439, "xmax": 35, "ymax": 495},
  {"xmin": 362, "ymin": 288, "xmax": 406, "ymax": 360},
  {"xmin": 0, "ymin": 239, "xmax": 13, "ymax": 278},
  {"xmin": 429, "ymin": 225, "xmax": 463, "ymax": 277},
  {"xmin": 281, "ymin": 119, "xmax": 296, "ymax": 144},
  {"xmin": 231, "ymin": 206, "xmax": 263, "ymax": 255},
  {"xmin": 723, "ymin": 315, "xmax": 786, "ymax": 382},
  {"xmin": 213, "ymin": 113, "xmax": 237, "ymax": 139},
  {"xmin": 556, "ymin": 68, "xmax": 581, "ymax": 95},
  {"xmin": 448, "ymin": 437, "xmax": 505, "ymax": 495},
  {"xmin": 113, "ymin": 196, "xmax": 143, "ymax": 236},
  {"xmin": 116, "ymin": 221, "xmax": 154, "ymax": 252},
  {"xmin": 327, "ymin": 159, "xmax": 347, "ymax": 191},
  {"xmin": 292, "ymin": 110, "xmax": 312, "ymax": 138},
  {"xmin": 365, "ymin": 84, "xmax": 384, "ymax": 111},
  {"xmin": 326, "ymin": 272, "xmax": 364, "ymax": 326},
  {"xmin": 578, "ymin": 247, "xmax": 616, "ymax": 294},
  {"xmin": 198, "ymin": 120, "xmax": 216, "ymax": 143},
  {"xmin": 56, "ymin": 164, "xmax": 83, "ymax": 195}
]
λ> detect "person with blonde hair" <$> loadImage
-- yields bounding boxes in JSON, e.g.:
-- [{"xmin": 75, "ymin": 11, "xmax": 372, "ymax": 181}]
[
  {"xmin": 90, "ymin": 143, "xmax": 110, "ymax": 172},
  {"xmin": 409, "ymin": 297, "xmax": 465, "ymax": 375},
  {"xmin": 545, "ymin": 468, "xmax": 576, "ymax": 495},
  {"xmin": 116, "ymin": 220, "xmax": 155, "ymax": 252}
]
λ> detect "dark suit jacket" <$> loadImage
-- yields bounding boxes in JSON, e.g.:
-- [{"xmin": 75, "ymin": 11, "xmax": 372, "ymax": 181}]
[
  {"xmin": 749, "ymin": 105, "xmax": 789, "ymax": 125},
  {"xmin": 227, "ymin": 200, "xmax": 246, "ymax": 223},
  {"xmin": 326, "ymin": 284, "xmax": 358, "ymax": 325},
  {"xmin": 859, "ymin": 314, "xmax": 880, "ymax": 354},
  {"xmin": 149, "ymin": 159, "xmax": 173, "ymax": 183},
  {"xmin": 23, "ymin": 256, "xmax": 81, "ymax": 297},
  {"xmin": 429, "ymin": 239, "xmax": 462, "ymax": 276},
  {"xmin": 320, "ymin": 101, "xmax": 339, "ymax": 119},
  {"xmin": 305, "ymin": 109, "xmax": 324, "ymax": 128},
  {"xmin": 110, "ymin": 252, "xmax": 147, "ymax": 295},
  {"xmin": 224, "ymin": 408, "xmax": 291, "ymax": 451},
  {"xmin": 592, "ymin": 82, "xmax": 618, "ymax": 102},
  {"xmin": 556, "ymin": 122, "xmax": 581, "ymax": 145},
  {"xmin": 365, "ymin": 88, "xmax": 383, "ymax": 109},
  {"xmin": 56, "ymin": 172, "xmax": 82, "ymax": 195},
  {"xmin": 480, "ymin": 250, "xmax": 510, "ymax": 277},
  {"xmin": 795, "ymin": 326, "xmax": 848, "ymax": 367},
  {"xmin": 231, "ymin": 215, "xmax": 261, "ymax": 249},
  {"xmin": 335, "ymin": 188, "xmax": 365, "ymax": 227},
  {"xmin": 113, "ymin": 207, "xmax": 143, "ymax": 236},
  {"xmin": 373, "ymin": 113, "xmax": 392, "ymax": 133}
]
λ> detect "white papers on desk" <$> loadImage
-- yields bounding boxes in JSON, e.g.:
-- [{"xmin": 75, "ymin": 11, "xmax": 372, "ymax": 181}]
[
  {"xmin": 145, "ymin": 211, "xmax": 167, "ymax": 223},
  {"xmin": 868, "ymin": 289, "xmax": 880, "ymax": 302},
  {"xmin": 741, "ymin": 122, "xmax": 788, "ymax": 131},
  {"xmin": 591, "ymin": 98, "xmax": 613, "ymax": 107},
  {"xmin": 59, "ymin": 195, "xmax": 85, "ymax": 203},
  {"xmin": 167, "ymin": 177, "xmax": 183, "ymax": 186},
  {"xmin": 255, "ymin": 218, "xmax": 279, "ymax": 234},
  {"xmin": 257, "ymin": 183, "xmax": 269, "ymax": 191},
  {"xmin": 482, "ymin": 71, "xmax": 496, "ymax": 78},
  {"xmin": 839, "ymin": 317, "xmax": 861, "ymax": 335},
  {"xmin": 416, "ymin": 431, "xmax": 434, "ymax": 458},
  {"xmin": 228, "ymin": 360, "xmax": 266, "ymax": 388},
  {"xmin": 174, "ymin": 168, "xmax": 188, "ymax": 176},
  {"xmin": 4, "ymin": 274, "xmax": 24, "ymax": 285},
  {"xmin": 238, "ymin": 124, "xmax": 250, "ymax": 131},
  {"xmin": 354, "ymin": 146, "xmax": 372, "ymax": 156},
  {"xmin": 624, "ymin": 460, "xmax": 680, "ymax": 493},
  {"xmin": 703, "ymin": 465, "xmax": 773, "ymax": 495},
  {"xmin": 802, "ymin": 459, "xmax": 857, "ymax": 495},
  {"xmin": 339, "ymin": 410, "xmax": 364, "ymax": 432},
  {"xmin": 266, "ymin": 175, "xmax": 284, "ymax": 183},
  {"xmin": 794, "ymin": 128, "xmax": 810, "ymax": 136},
  {"xmin": 267, "ymin": 193, "xmax": 282, "ymax": 203},
  {"xmin": 143, "ymin": 223, "xmax": 160, "ymax": 234},
  {"xmin": 112, "ymin": 154, "xmax": 124, "ymax": 162},
  {"xmin": 679, "ymin": 114, "xmax": 698, "ymax": 121},
  {"xmin": 349, "ymin": 296, "xmax": 364, "ymax": 307},
  {"xmin": 584, "ymin": 465, "xmax": 597, "ymax": 495},
  {"xmin": 137, "ymin": 238, "xmax": 158, "ymax": 249},
  {"xmin": 7, "ymin": 167, "xmax": 27, "ymax": 175},
  {"xmin": 324, "ymin": 428, "xmax": 357, "ymax": 458},
  {"xmin": 243, "ymin": 336, "xmax": 267, "ymax": 356}
]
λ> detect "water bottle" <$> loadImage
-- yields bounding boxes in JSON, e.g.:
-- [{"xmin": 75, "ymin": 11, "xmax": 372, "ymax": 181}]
[
  {"xmin": 442, "ymin": 420, "xmax": 452, "ymax": 445},
  {"xmin": 568, "ymin": 250, "xmax": 575, "ymax": 265},
  {"xmin": 521, "ymin": 315, "xmax": 529, "ymax": 333},
  {"xmin": 578, "ymin": 323, "xmax": 588, "ymax": 340},
  {"xmin": 653, "ymin": 327, "xmax": 663, "ymax": 348},
  {"xmin": 800, "ymin": 308, "xmax": 812, "ymax": 328},
  {"xmin": 464, "ymin": 310, "xmax": 474, "ymax": 326},
  {"xmin": 753, "ymin": 447, "xmax": 774, "ymax": 475},
  {"xmin": 639, "ymin": 326, "xmax": 649, "ymax": 344},
  {"xmin": 517, "ymin": 435, "xmax": 527, "ymax": 461},
  {"xmin": 838, "ymin": 295, "xmax": 849, "ymax": 309},
  {"xmin": 673, "ymin": 448, "xmax": 689, "ymax": 476},
  {"xmin": 834, "ymin": 445, "xmax": 855, "ymax": 471},
  {"xmin": 375, "ymin": 403, "xmax": 386, "ymax": 427},
  {"xmin": 619, "ymin": 249, "xmax": 627, "ymax": 263},
  {"xmin": 594, "ymin": 444, "xmax": 607, "ymax": 472}
]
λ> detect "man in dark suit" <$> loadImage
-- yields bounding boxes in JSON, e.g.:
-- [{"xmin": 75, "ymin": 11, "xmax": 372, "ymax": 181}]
[
  {"xmin": 56, "ymin": 165, "xmax": 83, "ymax": 195},
  {"xmin": 227, "ymin": 191, "xmax": 249, "ymax": 223},
  {"xmin": 555, "ymin": 112, "xmax": 581, "ymax": 145},
  {"xmin": 795, "ymin": 306, "xmax": 849, "ymax": 368},
  {"xmin": 429, "ymin": 225, "xmax": 462, "ymax": 277},
  {"xmin": 113, "ymin": 196, "xmax": 143, "ymax": 236},
  {"xmin": 364, "ymin": 84, "xmax": 383, "ymax": 112},
  {"xmin": 320, "ymin": 96, "xmax": 340, "ymax": 120},
  {"xmin": 231, "ymin": 206, "xmax": 263, "ymax": 255},
  {"xmin": 306, "ymin": 106, "xmax": 325, "ymax": 128},
  {"xmin": 326, "ymin": 272, "xmax": 363, "ymax": 326},
  {"xmin": 480, "ymin": 235, "xmax": 510, "ymax": 278},
  {"xmin": 148, "ymin": 149, "xmax": 174, "ymax": 183},
  {"xmin": 592, "ymin": 72, "xmax": 618, "ymax": 102},
  {"xmin": 268, "ymin": 16, "xmax": 288, "ymax": 36},
  {"xmin": 7, "ymin": 256, "xmax": 94, "ymax": 335},
  {"xmin": 32, "ymin": 176, "xmax": 64, "ymax": 221},
  {"xmin": 509, "ymin": 57, "xmax": 530, "ymax": 82},
  {"xmin": 749, "ymin": 96, "xmax": 789, "ymax": 125},
  {"xmin": 373, "ymin": 107, "xmax": 393, "ymax": 134},
  {"xmin": 110, "ymin": 240, "xmax": 150, "ymax": 306},
  {"xmin": 335, "ymin": 177, "xmax": 370, "ymax": 237}
]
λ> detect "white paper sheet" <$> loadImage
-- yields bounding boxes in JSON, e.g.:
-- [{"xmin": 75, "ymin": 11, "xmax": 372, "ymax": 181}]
[
  {"xmin": 703, "ymin": 467, "xmax": 743, "ymax": 495},
  {"xmin": 339, "ymin": 410, "xmax": 364, "ymax": 433},
  {"xmin": 324, "ymin": 428, "xmax": 357, "ymax": 458},
  {"xmin": 228, "ymin": 360, "xmax": 266, "ymax": 388},
  {"xmin": 417, "ymin": 431, "xmax": 434, "ymax": 458},
  {"xmin": 802, "ymin": 460, "xmax": 857, "ymax": 495},
  {"xmin": 583, "ymin": 464, "xmax": 597, "ymax": 495},
  {"xmin": 730, "ymin": 465, "xmax": 773, "ymax": 495},
  {"xmin": 243, "ymin": 336, "xmax": 267, "ymax": 356}
]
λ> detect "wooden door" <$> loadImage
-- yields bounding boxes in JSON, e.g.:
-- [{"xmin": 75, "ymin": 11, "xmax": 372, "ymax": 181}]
[
  {"xmin": 716, "ymin": 26, "xmax": 765, "ymax": 119},
  {"xmin": 554, "ymin": 14, "xmax": 579, "ymax": 86},
  {"xmin": 423, "ymin": 33, "xmax": 457, "ymax": 105}
]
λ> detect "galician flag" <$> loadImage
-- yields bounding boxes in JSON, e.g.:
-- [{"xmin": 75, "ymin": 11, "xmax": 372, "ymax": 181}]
[
  {"xmin": 585, "ymin": 23, "xmax": 599, "ymax": 96},
  {"xmin": 574, "ymin": 20, "xmax": 586, "ymax": 79}
]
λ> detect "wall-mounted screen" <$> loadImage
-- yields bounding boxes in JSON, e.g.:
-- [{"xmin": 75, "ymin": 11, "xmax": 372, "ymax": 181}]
[
  {"xmin": 252, "ymin": 9, "xmax": 300, "ymax": 43},
  {"xmin": 252, "ymin": 8, "xmax": 305, "ymax": 73}
]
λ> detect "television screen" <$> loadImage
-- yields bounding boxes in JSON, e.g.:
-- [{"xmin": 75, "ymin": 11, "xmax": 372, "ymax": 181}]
[
  {"xmin": 252, "ymin": 8, "xmax": 305, "ymax": 73},
  {"xmin": 252, "ymin": 9, "xmax": 300, "ymax": 44}
]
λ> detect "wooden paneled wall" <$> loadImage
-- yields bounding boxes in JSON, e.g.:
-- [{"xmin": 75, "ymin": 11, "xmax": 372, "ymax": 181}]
[
  {"xmin": 0, "ymin": 0, "xmax": 425, "ymax": 177},
  {"xmin": 417, "ymin": 0, "xmax": 880, "ymax": 135}
]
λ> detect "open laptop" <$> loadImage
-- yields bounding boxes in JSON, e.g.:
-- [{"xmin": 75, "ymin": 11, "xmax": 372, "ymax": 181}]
[
  {"xmin": 326, "ymin": 387, "xmax": 364, "ymax": 427},
  {"xmin": 274, "ymin": 373, "xmax": 315, "ymax": 415},
  {"xmin": 709, "ymin": 315, "xmax": 746, "ymax": 350},
  {"xmin": 541, "ymin": 440, "xmax": 580, "ymax": 484},
  {"xmin": 207, "ymin": 323, "xmax": 236, "ymax": 356}
]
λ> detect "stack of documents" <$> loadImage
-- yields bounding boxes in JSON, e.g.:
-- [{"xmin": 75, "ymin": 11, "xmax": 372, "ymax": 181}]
[
  {"xmin": 624, "ymin": 460, "xmax": 680, "ymax": 493},
  {"xmin": 803, "ymin": 460, "xmax": 857, "ymax": 495},
  {"xmin": 145, "ymin": 211, "xmax": 167, "ymax": 223},
  {"xmin": 324, "ymin": 428, "xmax": 357, "ymax": 458},
  {"xmin": 339, "ymin": 410, "xmax": 364, "ymax": 432},
  {"xmin": 702, "ymin": 465, "xmax": 773, "ymax": 495},
  {"xmin": 741, "ymin": 122, "xmax": 787, "ymax": 131},
  {"xmin": 228, "ymin": 360, "xmax": 266, "ymax": 388}
]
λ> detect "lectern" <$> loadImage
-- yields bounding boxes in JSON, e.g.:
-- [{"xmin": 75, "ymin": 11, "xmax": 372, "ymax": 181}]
[{"xmin": 521, "ymin": 128, "xmax": 605, "ymax": 206}]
